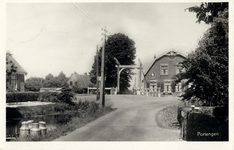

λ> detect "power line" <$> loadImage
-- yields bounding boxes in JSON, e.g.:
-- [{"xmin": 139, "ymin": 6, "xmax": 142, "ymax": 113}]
[
  {"xmin": 65, "ymin": 3, "xmax": 101, "ymax": 31},
  {"xmin": 75, "ymin": 4, "xmax": 102, "ymax": 29},
  {"xmin": 55, "ymin": 3, "xmax": 79, "ymax": 22}
]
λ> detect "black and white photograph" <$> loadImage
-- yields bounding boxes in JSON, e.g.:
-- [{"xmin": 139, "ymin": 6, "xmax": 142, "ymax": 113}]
[{"xmin": 1, "ymin": 1, "xmax": 233, "ymax": 150}]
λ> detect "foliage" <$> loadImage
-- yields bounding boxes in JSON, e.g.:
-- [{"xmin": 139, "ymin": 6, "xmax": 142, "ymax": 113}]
[
  {"xmin": 25, "ymin": 77, "xmax": 44, "ymax": 92},
  {"xmin": 43, "ymin": 72, "xmax": 69, "ymax": 88},
  {"xmin": 174, "ymin": 3, "xmax": 228, "ymax": 109},
  {"xmin": 38, "ymin": 92, "xmax": 59, "ymax": 102},
  {"xmin": 186, "ymin": 2, "xmax": 228, "ymax": 24},
  {"xmin": 71, "ymin": 84, "xmax": 86, "ymax": 94},
  {"xmin": 6, "ymin": 52, "xmax": 17, "ymax": 91},
  {"xmin": 57, "ymin": 88, "xmax": 75, "ymax": 105},
  {"xmin": 89, "ymin": 33, "xmax": 136, "ymax": 93},
  {"xmin": 6, "ymin": 92, "xmax": 40, "ymax": 103},
  {"xmin": 13, "ymin": 105, "xmax": 114, "ymax": 141}
]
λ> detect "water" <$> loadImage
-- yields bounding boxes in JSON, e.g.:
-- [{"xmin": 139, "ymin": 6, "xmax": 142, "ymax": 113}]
[{"xmin": 6, "ymin": 113, "xmax": 77, "ymax": 137}]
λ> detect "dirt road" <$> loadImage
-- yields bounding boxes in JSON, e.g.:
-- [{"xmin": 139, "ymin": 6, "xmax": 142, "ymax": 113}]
[{"xmin": 53, "ymin": 95, "xmax": 181, "ymax": 141}]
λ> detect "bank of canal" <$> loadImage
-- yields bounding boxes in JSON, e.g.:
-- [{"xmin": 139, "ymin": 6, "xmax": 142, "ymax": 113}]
[{"xmin": 6, "ymin": 101, "xmax": 114, "ymax": 141}]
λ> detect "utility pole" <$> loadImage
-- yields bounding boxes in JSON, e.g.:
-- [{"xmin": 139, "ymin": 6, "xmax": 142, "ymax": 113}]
[
  {"xmin": 100, "ymin": 27, "xmax": 108, "ymax": 107},
  {"xmin": 96, "ymin": 45, "xmax": 99, "ymax": 101}
]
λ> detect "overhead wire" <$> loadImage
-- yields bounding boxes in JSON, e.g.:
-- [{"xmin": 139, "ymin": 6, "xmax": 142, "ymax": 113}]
[
  {"xmin": 73, "ymin": 3, "xmax": 102, "ymax": 29},
  {"xmin": 65, "ymin": 3, "xmax": 101, "ymax": 32}
]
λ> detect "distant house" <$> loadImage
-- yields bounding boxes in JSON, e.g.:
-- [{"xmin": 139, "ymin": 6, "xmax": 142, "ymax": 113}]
[
  {"xmin": 67, "ymin": 72, "xmax": 93, "ymax": 92},
  {"xmin": 143, "ymin": 49, "xmax": 186, "ymax": 95},
  {"xmin": 6, "ymin": 52, "xmax": 27, "ymax": 92}
]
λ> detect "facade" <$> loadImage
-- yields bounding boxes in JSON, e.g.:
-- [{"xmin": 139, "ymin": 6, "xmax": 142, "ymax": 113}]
[
  {"xmin": 67, "ymin": 72, "xmax": 93, "ymax": 89},
  {"xmin": 143, "ymin": 50, "xmax": 186, "ymax": 95},
  {"xmin": 6, "ymin": 53, "xmax": 27, "ymax": 92}
]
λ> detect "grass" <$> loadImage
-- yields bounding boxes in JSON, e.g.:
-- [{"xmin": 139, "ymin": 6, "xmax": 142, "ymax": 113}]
[
  {"xmin": 13, "ymin": 106, "xmax": 114, "ymax": 141},
  {"xmin": 9, "ymin": 96, "xmax": 115, "ymax": 141},
  {"xmin": 156, "ymin": 105, "xmax": 180, "ymax": 130}
]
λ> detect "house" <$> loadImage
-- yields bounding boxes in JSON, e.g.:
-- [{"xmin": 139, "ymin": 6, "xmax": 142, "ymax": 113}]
[
  {"xmin": 67, "ymin": 72, "xmax": 93, "ymax": 93},
  {"xmin": 143, "ymin": 49, "xmax": 186, "ymax": 95},
  {"xmin": 6, "ymin": 52, "xmax": 27, "ymax": 92}
]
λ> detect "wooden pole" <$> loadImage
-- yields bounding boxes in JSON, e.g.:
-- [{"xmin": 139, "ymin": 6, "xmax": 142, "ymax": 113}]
[
  {"xmin": 100, "ymin": 27, "xmax": 107, "ymax": 107},
  {"xmin": 96, "ymin": 45, "xmax": 99, "ymax": 101}
]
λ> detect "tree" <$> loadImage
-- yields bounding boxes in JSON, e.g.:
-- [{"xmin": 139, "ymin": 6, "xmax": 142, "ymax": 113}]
[
  {"xmin": 25, "ymin": 77, "xmax": 44, "ymax": 91},
  {"xmin": 175, "ymin": 3, "xmax": 228, "ymax": 109},
  {"xmin": 43, "ymin": 72, "xmax": 68, "ymax": 88},
  {"xmin": 186, "ymin": 2, "xmax": 228, "ymax": 24},
  {"xmin": 90, "ymin": 33, "xmax": 136, "ymax": 93},
  {"xmin": 56, "ymin": 72, "xmax": 69, "ymax": 88},
  {"xmin": 6, "ymin": 52, "xmax": 17, "ymax": 91},
  {"xmin": 43, "ymin": 73, "xmax": 55, "ymax": 87}
]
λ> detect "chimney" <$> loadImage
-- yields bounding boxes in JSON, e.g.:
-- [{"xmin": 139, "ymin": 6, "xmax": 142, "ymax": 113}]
[
  {"xmin": 84, "ymin": 72, "xmax": 87, "ymax": 76},
  {"xmin": 154, "ymin": 54, "xmax": 156, "ymax": 59}
]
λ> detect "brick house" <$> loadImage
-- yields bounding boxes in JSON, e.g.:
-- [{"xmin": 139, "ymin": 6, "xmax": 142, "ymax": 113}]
[
  {"xmin": 143, "ymin": 50, "xmax": 186, "ymax": 95},
  {"xmin": 6, "ymin": 52, "xmax": 27, "ymax": 92}
]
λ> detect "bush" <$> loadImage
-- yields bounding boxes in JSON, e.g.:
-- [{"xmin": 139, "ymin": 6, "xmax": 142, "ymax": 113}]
[
  {"xmin": 57, "ymin": 88, "xmax": 75, "ymax": 105},
  {"xmin": 6, "ymin": 92, "xmax": 39, "ymax": 103},
  {"xmin": 38, "ymin": 92, "xmax": 59, "ymax": 102}
]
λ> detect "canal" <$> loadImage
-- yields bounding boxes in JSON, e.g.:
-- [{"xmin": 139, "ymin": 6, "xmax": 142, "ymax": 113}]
[{"xmin": 6, "ymin": 113, "xmax": 77, "ymax": 138}]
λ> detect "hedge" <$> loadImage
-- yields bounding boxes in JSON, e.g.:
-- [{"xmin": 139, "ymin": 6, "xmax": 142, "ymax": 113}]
[
  {"xmin": 38, "ymin": 92, "xmax": 59, "ymax": 102},
  {"xmin": 186, "ymin": 112, "xmax": 228, "ymax": 141},
  {"xmin": 6, "ymin": 92, "xmax": 40, "ymax": 103},
  {"xmin": 6, "ymin": 92, "xmax": 62, "ymax": 103},
  {"xmin": 178, "ymin": 106, "xmax": 228, "ymax": 141},
  {"xmin": 6, "ymin": 100, "xmax": 100, "ymax": 118}
]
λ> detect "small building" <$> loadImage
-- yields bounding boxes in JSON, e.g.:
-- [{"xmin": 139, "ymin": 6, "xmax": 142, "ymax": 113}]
[
  {"xmin": 67, "ymin": 72, "xmax": 93, "ymax": 93},
  {"xmin": 6, "ymin": 52, "xmax": 27, "ymax": 92},
  {"xmin": 143, "ymin": 50, "xmax": 186, "ymax": 95}
]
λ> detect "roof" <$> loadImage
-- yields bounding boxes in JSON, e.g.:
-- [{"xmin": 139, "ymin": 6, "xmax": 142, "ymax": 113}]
[
  {"xmin": 68, "ymin": 72, "xmax": 92, "ymax": 88},
  {"xmin": 6, "ymin": 53, "xmax": 27, "ymax": 75},
  {"xmin": 144, "ymin": 49, "xmax": 187, "ymax": 76}
]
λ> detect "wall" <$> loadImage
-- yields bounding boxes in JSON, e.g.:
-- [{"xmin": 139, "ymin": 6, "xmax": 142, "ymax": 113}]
[{"xmin": 144, "ymin": 55, "xmax": 185, "ymax": 92}]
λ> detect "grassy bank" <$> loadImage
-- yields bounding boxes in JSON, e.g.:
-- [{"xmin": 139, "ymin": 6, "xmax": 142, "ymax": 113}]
[
  {"xmin": 156, "ymin": 105, "xmax": 180, "ymax": 130},
  {"xmin": 14, "ymin": 106, "xmax": 114, "ymax": 141},
  {"xmin": 8, "ymin": 96, "xmax": 115, "ymax": 141}
]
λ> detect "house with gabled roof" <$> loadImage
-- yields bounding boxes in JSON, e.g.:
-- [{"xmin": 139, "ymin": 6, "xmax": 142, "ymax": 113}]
[
  {"xmin": 143, "ymin": 49, "xmax": 186, "ymax": 95},
  {"xmin": 67, "ymin": 72, "xmax": 93, "ymax": 93},
  {"xmin": 6, "ymin": 52, "xmax": 27, "ymax": 92}
]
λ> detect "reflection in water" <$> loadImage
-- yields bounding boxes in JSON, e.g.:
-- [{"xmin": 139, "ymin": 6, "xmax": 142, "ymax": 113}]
[{"xmin": 6, "ymin": 113, "xmax": 77, "ymax": 137}]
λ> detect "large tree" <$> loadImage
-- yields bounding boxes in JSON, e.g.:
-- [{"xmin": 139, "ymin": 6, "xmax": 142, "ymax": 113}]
[
  {"xmin": 186, "ymin": 2, "xmax": 228, "ymax": 24},
  {"xmin": 90, "ymin": 33, "xmax": 136, "ymax": 93},
  {"xmin": 175, "ymin": 3, "xmax": 228, "ymax": 109}
]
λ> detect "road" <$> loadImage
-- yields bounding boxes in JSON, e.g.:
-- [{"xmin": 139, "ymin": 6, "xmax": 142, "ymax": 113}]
[{"xmin": 53, "ymin": 95, "xmax": 182, "ymax": 141}]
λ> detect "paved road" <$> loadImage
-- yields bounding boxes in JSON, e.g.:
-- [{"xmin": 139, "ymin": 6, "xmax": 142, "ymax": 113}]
[{"xmin": 53, "ymin": 95, "xmax": 181, "ymax": 141}]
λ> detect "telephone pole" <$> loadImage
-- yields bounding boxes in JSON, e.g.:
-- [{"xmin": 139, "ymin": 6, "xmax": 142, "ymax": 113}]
[
  {"xmin": 96, "ymin": 45, "xmax": 99, "ymax": 101},
  {"xmin": 100, "ymin": 27, "xmax": 108, "ymax": 107}
]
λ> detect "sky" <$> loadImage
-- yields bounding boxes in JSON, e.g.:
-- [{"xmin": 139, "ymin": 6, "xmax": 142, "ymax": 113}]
[{"xmin": 4, "ymin": 2, "xmax": 210, "ymax": 85}]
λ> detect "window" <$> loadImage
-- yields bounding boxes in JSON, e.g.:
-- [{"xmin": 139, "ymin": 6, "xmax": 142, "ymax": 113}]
[
  {"xmin": 150, "ymin": 80, "xmax": 157, "ymax": 91},
  {"xmin": 175, "ymin": 83, "xmax": 182, "ymax": 92},
  {"xmin": 70, "ymin": 81, "xmax": 73, "ymax": 86},
  {"xmin": 164, "ymin": 80, "xmax": 171, "ymax": 92},
  {"xmin": 11, "ymin": 75, "xmax": 16, "ymax": 88},
  {"xmin": 175, "ymin": 65, "xmax": 182, "ymax": 74},
  {"xmin": 160, "ymin": 64, "xmax": 169, "ymax": 75}
]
